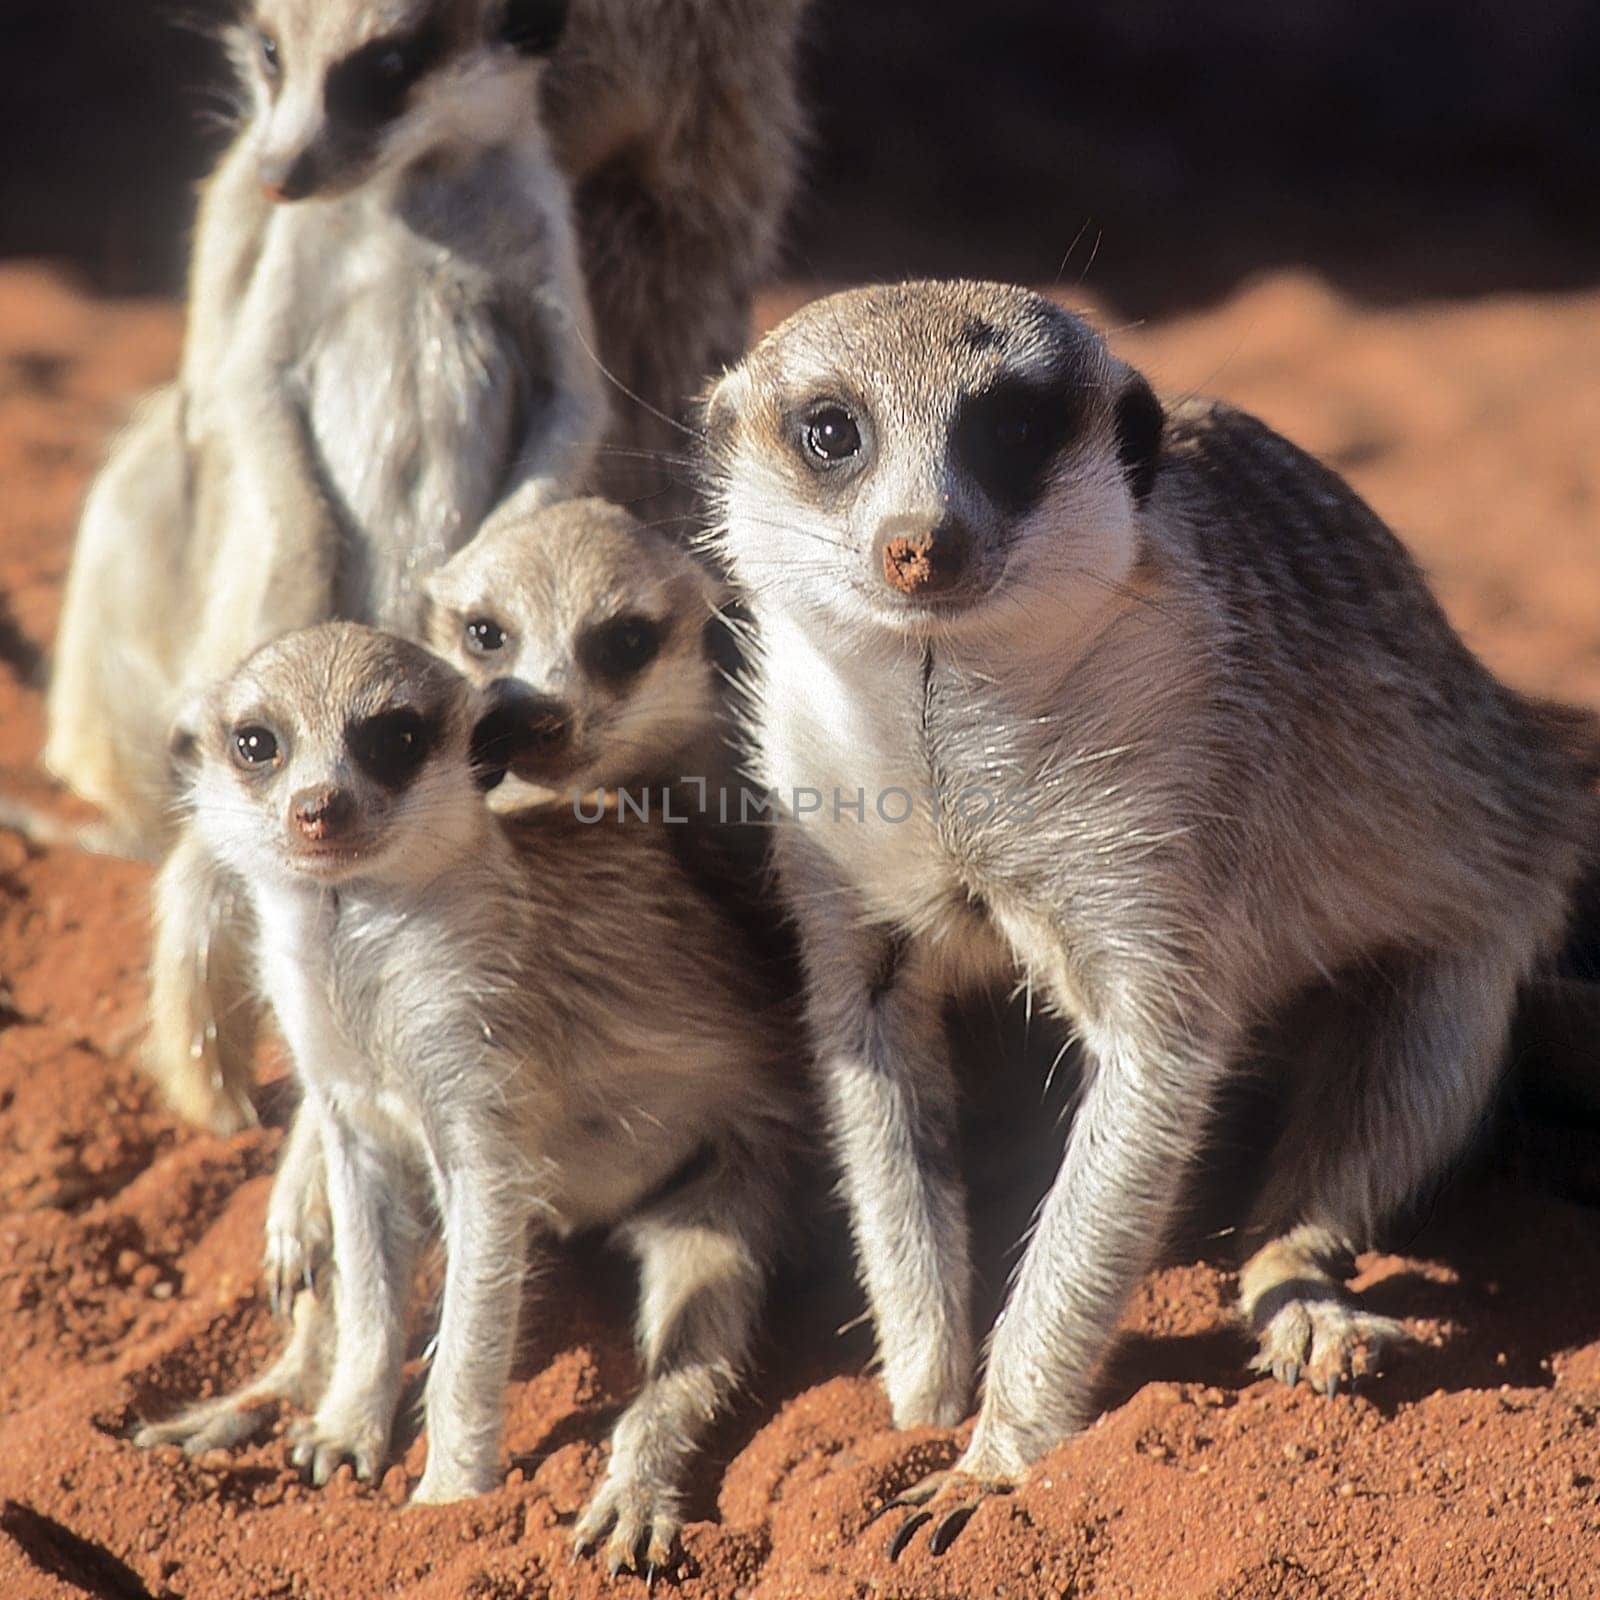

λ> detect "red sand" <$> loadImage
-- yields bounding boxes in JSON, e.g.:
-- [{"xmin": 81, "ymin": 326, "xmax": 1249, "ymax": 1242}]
[{"xmin": 2, "ymin": 266, "xmax": 1598, "ymax": 1598}]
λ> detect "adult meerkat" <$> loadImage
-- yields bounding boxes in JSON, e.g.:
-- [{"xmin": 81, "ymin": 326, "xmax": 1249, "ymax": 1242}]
[
  {"xmin": 45, "ymin": 0, "xmax": 604, "ymax": 854},
  {"xmin": 542, "ymin": 0, "xmax": 809, "ymax": 521},
  {"xmin": 704, "ymin": 280, "xmax": 1600, "ymax": 1553},
  {"xmin": 135, "ymin": 623, "xmax": 798, "ymax": 1575}
]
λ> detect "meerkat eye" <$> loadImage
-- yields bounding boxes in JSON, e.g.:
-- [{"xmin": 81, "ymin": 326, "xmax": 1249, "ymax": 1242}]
[
  {"xmin": 347, "ymin": 708, "xmax": 436, "ymax": 789},
  {"xmin": 801, "ymin": 406, "xmax": 862, "ymax": 466},
  {"xmin": 587, "ymin": 614, "xmax": 663, "ymax": 679},
  {"xmin": 231, "ymin": 724, "xmax": 281, "ymax": 770},
  {"xmin": 258, "ymin": 31, "xmax": 281, "ymax": 79},
  {"xmin": 465, "ymin": 617, "xmax": 507, "ymax": 655},
  {"xmin": 993, "ymin": 412, "xmax": 1030, "ymax": 450},
  {"xmin": 327, "ymin": 26, "xmax": 442, "ymax": 125}
]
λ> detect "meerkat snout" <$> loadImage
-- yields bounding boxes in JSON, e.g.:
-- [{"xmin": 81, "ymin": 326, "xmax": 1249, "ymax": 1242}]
[
  {"xmin": 476, "ymin": 679, "xmax": 574, "ymax": 783},
  {"xmin": 875, "ymin": 514, "xmax": 975, "ymax": 600},
  {"xmin": 289, "ymin": 785, "xmax": 355, "ymax": 843}
]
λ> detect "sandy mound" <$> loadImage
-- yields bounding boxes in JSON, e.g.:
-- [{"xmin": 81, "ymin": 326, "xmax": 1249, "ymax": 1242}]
[{"xmin": 1, "ymin": 266, "xmax": 1597, "ymax": 1598}]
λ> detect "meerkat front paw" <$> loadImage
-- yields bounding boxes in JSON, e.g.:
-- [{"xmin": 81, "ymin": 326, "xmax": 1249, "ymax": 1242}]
[
  {"xmin": 133, "ymin": 1391, "xmax": 275, "ymax": 1457},
  {"xmin": 1251, "ymin": 1296, "xmax": 1406, "ymax": 1396},
  {"xmin": 288, "ymin": 1404, "xmax": 389, "ymax": 1487},
  {"xmin": 263, "ymin": 1209, "xmax": 330, "ymax": 1321},
  {"xmin": 573, "ymin": 1466, "xmax": 685, "ymax": 1578},
  {"xmin": 869, "ymin": 1458, "xmax": 1021, "ymax": 1562}
]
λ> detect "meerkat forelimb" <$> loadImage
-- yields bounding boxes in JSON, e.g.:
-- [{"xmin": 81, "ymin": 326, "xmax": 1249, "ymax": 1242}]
[
  {"xmin": 703, "ymin": 279, "xmax": 1599, "ymax": 1549},
  {"xmin": 135, "ymin": 623, "xmax": 797, "ymax": 1567}
]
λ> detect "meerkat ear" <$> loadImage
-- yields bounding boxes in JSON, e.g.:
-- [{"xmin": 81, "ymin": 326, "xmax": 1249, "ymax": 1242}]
[
  {"xmin": 499, "ymin": 0, "xmax": 569, "ymax": 54},
  {"xmin": 415, "ymin": 586, "xmax": 442, "ymax": 652},
  {"xmin": 166, "ymin": 692, "xmax": 208, "ymax": 777},
  {"xmin": 699, "ymin": 370, "xmax": 743, "ymax": 463},
  {"xmin": 1112, "ymin": 368, "xmax": 1164, "ymax": 504}
]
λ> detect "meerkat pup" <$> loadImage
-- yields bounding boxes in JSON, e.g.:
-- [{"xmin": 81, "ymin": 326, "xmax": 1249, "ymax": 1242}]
[
  {"xmin": 423, "ymin": 495, "xmax": 726, "ymax": 800},
  {"xmin": 45, "ymin": 0, "xmax": 604, "ymax": 852},
  {"xmin": 704, "ymin": 280, "xmax": 1600, "ymax": 1553},
  {"xmin": 135, "ymin": 622, "xmax": 797, "ymax": 1573},
  {"xmin": 146, "ymin": 493, "xmax": 733, "ymax": 1132},
  {"xmin": 226, "ymin": 496, "xmax": 740, "ymax": 1285}
]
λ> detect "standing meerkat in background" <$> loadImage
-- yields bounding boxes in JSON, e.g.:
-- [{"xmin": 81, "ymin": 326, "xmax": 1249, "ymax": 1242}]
[
  {"xmin": 45, "ymin": 0, "xmax": 604, "ymax": 856},
  {"xmin": 704, "ymin": 280, "xmax": 1600, "ymax": 1553},
  {"xmin": 136, "ymin": 623, "xmax": 799, "ymax": 1575},
  {"xmin": 542, "ymin": 0, "xmax": 809, "ymax": 522}
]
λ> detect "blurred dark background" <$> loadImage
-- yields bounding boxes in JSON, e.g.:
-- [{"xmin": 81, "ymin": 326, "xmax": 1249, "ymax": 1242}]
[{"xmin": 2, "ymin": 0, "xmax": 1598, "ymax": 316}]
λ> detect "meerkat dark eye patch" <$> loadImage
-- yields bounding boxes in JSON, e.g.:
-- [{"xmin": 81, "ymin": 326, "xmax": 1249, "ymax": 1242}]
[
  {"xmin": 582, "ymin": 613, "xmax": 665, "ymax": 680},
  {"xmin": 346, "ymin": 707, "xmax": 437, "ymax": 789},
  {"xmin": 500, "ymin": 0, "xmax": 569, "ymax": 54},
  {"xmin": 1112, "ymin": 372, "xmax": 1164, "ymax": 504},
  {"xmin": 326, "ymin": 23, "xmax": 446, "ymax": 127},
  {"xmin": 952, "ymin": 378, "xmax": 1085, "ymax": 517}
]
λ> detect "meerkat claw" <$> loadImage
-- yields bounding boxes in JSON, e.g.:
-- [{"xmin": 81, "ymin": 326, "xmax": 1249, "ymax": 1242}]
[
  {"xmin": 879, "ymin": 1468, "xmax": 1013, "ymax": 1560},
  {"xmin": 929, "ymin": 1504, "xmax": 978, "ymax": 1555},
  {"xmin": 886, "ymin": 1511, "xmax": 932, "ymax": 1561}
]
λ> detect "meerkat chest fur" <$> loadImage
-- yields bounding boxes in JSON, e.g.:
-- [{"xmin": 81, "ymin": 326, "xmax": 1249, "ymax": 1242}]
[
  {"xmin": 248, "ymin": 870, "xmax": 509, "ymax": 1134},
  {"xmin": 212, "ymin": 147, "xmax": 572, "ymax": 630},
  {"xmin": 755, "ymin": 603, "xmax": 1194, "ymax": 1004}
]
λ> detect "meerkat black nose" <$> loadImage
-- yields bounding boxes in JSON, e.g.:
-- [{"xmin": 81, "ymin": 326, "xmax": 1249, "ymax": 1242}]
[
  {"xmin": 291, "ymin": 785, "xmax": 355, "ymax": 842},
  {"xmin": 475, "ymin": 681, "xmax": 574, "ymax": 783},
  {"xmin": 874, "ymin": 516, "xmax": 973, "ymax": 599},
  {"xmin": 520, "ymin": 695, "xmax": 572, "ymax": 754},
  {"xmin": 259, "ymin": 151, "xmax": 319, "ymax": 204}
]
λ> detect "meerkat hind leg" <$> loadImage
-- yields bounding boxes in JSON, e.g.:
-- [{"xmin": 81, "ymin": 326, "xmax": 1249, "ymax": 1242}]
[
  {"xmin": 1240, "ymin": 944, "xmax": 1527, "ymax": 1395},
  {"xmin": 43, "ymin": 383, "xmax": 185, "ymax": 849},
  {"xmin": 1239, "ymin": 1223, "xmax": 1402, "ymax": 1396},
  {"xmin": 574, "ymin": 1171, "xmax": 772, "ymax": 1576}
]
